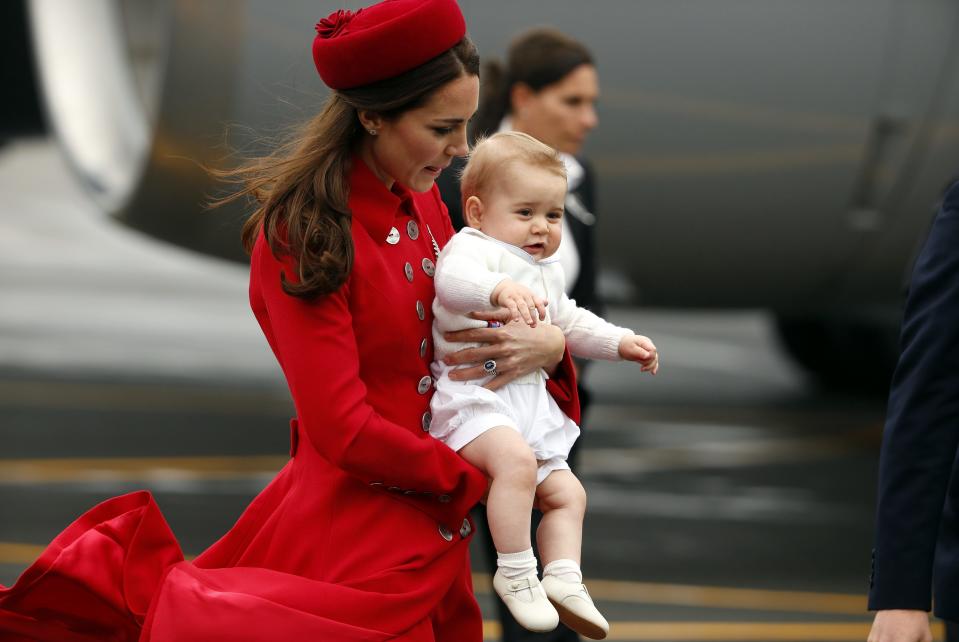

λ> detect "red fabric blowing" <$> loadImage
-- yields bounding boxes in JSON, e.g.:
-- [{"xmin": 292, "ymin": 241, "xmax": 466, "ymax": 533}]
[{"xmin": 0, "ymin": 491, "xmax": 182, "ymax": 641}]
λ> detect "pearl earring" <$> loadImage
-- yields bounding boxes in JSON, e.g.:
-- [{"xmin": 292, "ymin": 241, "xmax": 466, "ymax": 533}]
[{"xmin": 369, "ymin": 129, "xmax": 377, "ymax": 135}]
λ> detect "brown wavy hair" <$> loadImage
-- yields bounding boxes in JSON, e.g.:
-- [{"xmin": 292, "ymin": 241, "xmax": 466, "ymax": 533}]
[{"xmin": 214, "ymin": 37, "xmax": 479, "ymax": 299}]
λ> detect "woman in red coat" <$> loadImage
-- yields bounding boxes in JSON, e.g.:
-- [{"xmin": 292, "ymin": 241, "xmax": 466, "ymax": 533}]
[{"xmin": 0, "ymin": 1, "xmax": 580, "ymax": 640}]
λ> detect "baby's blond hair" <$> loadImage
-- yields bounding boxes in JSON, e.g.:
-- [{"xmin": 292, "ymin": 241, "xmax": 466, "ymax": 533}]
[{"xmin": 460, "ymin": 131, "xmax": 566, "ymax": 204}]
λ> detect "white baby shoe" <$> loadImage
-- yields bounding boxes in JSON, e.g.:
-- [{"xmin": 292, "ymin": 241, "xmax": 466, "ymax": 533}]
[
  {"xmin": 541, "ymin": 575, "xmax": 610, "ymax": 640},
  {"xmin": 493, "ymin": 569, "xmax": 559, "ymax": 633}
]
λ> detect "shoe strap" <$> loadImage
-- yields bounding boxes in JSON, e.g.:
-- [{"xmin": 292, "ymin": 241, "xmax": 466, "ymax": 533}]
[
  {"xmin": 507, "ymin": 575, "xmax": 540, "ymax": 592},
  {"xmin": 550, "ymin": 580, "xmax": 592, "ymax": 602}
]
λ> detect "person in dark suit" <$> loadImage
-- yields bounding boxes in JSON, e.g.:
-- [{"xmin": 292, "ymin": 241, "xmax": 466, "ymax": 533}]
[
  {"xmin": 437, "ymin": 28, "xmax": 602, "ymax": 642},
  {"xmin": 868, "ymin": 179, "xmax": 959, "ymax": 642}
]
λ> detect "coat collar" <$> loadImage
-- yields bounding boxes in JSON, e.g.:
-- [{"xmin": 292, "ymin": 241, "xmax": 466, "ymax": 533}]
[
  {"xmin": 348, "ymin": 155, "xmax": 416, "ymax": 244},
  {"xmin": 459, "ymin": 227, "xmax": 561, "ymax": 266}
]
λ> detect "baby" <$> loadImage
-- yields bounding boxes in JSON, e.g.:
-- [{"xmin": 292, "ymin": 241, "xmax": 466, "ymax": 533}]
[{"xmin": 429, "ymin": 131, "xmax": 658, "ymax": 639}]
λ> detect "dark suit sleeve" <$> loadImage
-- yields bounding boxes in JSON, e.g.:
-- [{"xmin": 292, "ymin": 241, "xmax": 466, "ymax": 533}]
[
  {"xmin": 869, "ymin": 182, "xmax": 959, "ymax": 610},
  {"xmin": 577, "ymin": 156, "xmax": 597, "ymax": 214},
  {"xmin": 436, "ymin": 157, "xmax": 467, "ymax": 231},
  {"xmin": 568, "ymin": 157, "xmax": 602, "ymax": 315}
]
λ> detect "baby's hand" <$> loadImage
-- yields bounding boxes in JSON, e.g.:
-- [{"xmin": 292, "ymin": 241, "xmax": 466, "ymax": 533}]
[
  {"xmin": 619, "ymin": 334, "xmax": 659, "ymax": 374},
  {"xmin": 490, "ymin": 279, "xmax": 547, "ymax": 326}
]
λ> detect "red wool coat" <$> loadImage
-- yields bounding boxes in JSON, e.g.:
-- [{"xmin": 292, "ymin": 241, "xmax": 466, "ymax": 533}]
[{"xmin": 0, "ymin": 157, "xmax": 579, "ymax": 641}]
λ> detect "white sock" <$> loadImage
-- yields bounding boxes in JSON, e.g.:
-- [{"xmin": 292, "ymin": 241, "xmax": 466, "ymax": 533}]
[
  {"xmin": 543, "ymin": 559, "xmax": 583, "ymax": 584},
  {"xmin": 496, "ymin": 548, "xmax": 537, "ymax": 580}
]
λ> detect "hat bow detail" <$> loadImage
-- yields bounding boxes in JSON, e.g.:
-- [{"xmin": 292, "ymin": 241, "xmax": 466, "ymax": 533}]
[{"xmin": 315, "ymin": 9, "xmax": 362, "ymax": 39}]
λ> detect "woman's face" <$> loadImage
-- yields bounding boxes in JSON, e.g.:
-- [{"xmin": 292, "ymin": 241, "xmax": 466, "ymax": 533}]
[
  {"xmin": 511, "ymin": 64, "xmax": 599, "ymax": 155},
  {"xmin": 361, "ymin": 74, "xmax": 479, "ymax": 192}
]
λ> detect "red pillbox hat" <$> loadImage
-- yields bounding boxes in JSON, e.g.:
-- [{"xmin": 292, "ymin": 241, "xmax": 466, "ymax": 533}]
[{"xmin": 312, "ymin": 0, "xmax": 467, "ymax": 90}]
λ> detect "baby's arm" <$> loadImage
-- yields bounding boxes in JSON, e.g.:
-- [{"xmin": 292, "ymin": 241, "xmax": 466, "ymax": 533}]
[
  {"xmin": 552, "ymin": 287, "xmax": 659, "ymax": 374},
  {"xmin": 434, "ymin": 236, "xmax": 510, "ymax": 315}
]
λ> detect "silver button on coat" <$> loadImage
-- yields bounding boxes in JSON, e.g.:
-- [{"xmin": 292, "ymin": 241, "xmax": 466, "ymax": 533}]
[
  {"xmin": 421, "ymin": 258, "xmax": 435, "ymax": 277},
  {"xmin": 417, "ymin": 375, "xmax": 432, "ymax": 394},
  {"xmin": 407, "ymin": 220, "xmax": 419, "ymax": 240},
  {"xmin": 404, "ymin": 262, "xmax": 414, "ymax": 282},
  {"xmin": 419, "ymin": 338, "xmax": 428, "ymax": 358},
  {"xmin": 438, "ymin": 494, "xmax": 451, "ymax": 504},
  {"xmin": 386, "ymin": 227, "xmax": 400, "ymax": 245},
  {"xmin": 459, "ymin": 518, "xmax": 472, "ymax": 538},
  {"xmin": 438, "ymin": 524, "xmax": 453, "ymax": 542},
  {"xmin": 416, "ymin": 300, "xmax": 425, "ymax": 321},
  {"xmin": 421, "ymin": 411, "xmax": 431, "ymax": 432}
]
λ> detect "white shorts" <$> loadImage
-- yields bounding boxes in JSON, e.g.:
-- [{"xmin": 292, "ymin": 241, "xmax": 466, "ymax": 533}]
[{"xmin": 429, "ymin": 363, "xmax": 580, "ymax": 485}]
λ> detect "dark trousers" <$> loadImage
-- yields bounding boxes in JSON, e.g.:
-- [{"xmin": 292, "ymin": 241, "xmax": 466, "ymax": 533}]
[
  {"xmin": 472, "ymin": 384, "xmax": 592, "ymax": 642},
  {"xmin": 947, "ymin": 619, "xmax": 959, "ymax": 642}
]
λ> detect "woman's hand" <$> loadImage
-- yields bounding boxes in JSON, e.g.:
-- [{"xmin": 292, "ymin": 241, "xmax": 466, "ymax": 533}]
[{"xmin": 443, "ymin": 310, "xmax": 565, "ymax": 391}]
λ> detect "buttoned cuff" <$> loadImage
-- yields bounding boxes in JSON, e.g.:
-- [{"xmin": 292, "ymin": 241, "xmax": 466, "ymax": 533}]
[{"xmin": 867, "ymin": 547, "xmax": 933, "ymax": 612}]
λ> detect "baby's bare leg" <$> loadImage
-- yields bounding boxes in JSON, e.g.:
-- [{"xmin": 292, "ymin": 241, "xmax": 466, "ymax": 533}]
[
  {"xmin": 459, "ymin": 426, "xmax": 538, "ymax": 553},
  {"xmin": 464, "ymin": 429, "xmax": 559, "ymax": 632},
  {"xmin": 535, "ymin": 470, "xmax": 587, "ymax": 565},
  {"xmin": 536, "ymin": 470, "xmax": 609, "ymax": 638}
]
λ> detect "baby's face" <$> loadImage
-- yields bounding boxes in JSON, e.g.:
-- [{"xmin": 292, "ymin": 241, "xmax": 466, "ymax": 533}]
[{"xmin": 475, "ymin": 164, "xmax": 567, "ymax": 260}]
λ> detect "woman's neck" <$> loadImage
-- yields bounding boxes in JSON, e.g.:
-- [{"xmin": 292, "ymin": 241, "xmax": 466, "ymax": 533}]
[{"xmin": 357, "ymin": 141, "xmax": 395, "ymax": 190}]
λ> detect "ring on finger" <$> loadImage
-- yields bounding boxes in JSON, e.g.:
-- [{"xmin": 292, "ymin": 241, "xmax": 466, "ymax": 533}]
[{"xmin": 483, "ymin": 359, "xmax": 498, "ymax": 376}]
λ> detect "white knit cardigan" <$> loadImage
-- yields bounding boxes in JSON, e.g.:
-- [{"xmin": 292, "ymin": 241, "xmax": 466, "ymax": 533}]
[{"xmin": 432, "ymin": 228, "xmax": 633, "ymax": 384}]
